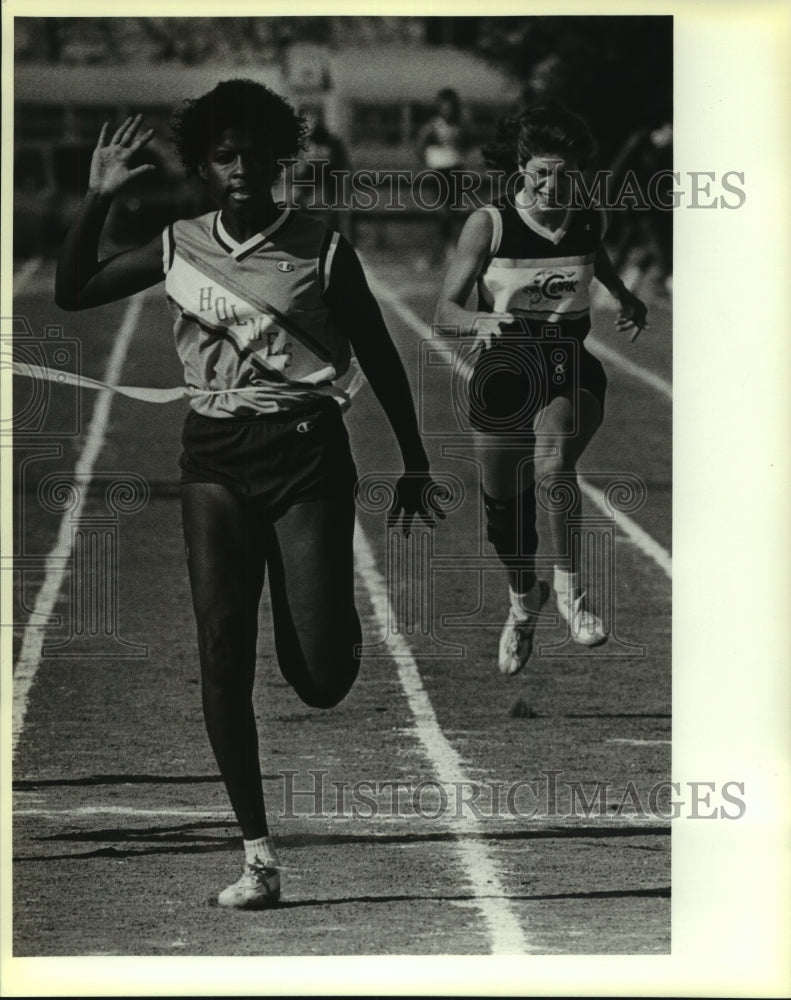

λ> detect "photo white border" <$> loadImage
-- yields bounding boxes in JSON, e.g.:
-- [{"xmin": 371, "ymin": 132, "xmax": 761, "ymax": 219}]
[{"xmin": 2, "ymin": 1, "xmax": 790, "ymax": 996}]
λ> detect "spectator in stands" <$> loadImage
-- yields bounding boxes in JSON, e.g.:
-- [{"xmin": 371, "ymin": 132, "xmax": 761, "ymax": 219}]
[{"xmin": 415, "ymin": 87, "xmax": 469, "ymax": 267}]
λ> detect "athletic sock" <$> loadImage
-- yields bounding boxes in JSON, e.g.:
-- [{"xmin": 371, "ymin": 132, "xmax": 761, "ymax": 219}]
[
  {"xmin": 509, "ymin": 579, "xmax": 543, "ymax": 621},
  {"xmin": 244, "ymin": 835, "xmax": 280, "ymax": 868},
  {"xmin": 554, "ymin": 566, "xmax": 580, "ymax": 602}
]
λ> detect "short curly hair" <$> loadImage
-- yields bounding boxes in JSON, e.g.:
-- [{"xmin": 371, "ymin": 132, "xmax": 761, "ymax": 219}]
[
  {"xmin": 171, "ymin": 78, "xmax": 308, "ymax": 176},
  {"xmin": 483, "ymin": 104, "xmax": 597, "ymax": 173}
]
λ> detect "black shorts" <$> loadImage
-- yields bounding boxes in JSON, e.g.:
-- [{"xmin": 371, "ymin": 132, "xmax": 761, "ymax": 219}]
[
  {"xmin": 466, "ymin": 334, "xmax": 607, "ymax": 433},
  {"xmin": 179, "ymin": 400, "xmax": 358, "ymax": 516}
]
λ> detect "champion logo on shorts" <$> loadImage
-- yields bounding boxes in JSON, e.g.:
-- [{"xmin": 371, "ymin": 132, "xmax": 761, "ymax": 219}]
[
  {"xmin": 277, "ymin": 261, "xmax": 295, "ymax": 272},
  {"xmin": 296, "ymin": 420, "xmax": 313, "ymax": 433}
]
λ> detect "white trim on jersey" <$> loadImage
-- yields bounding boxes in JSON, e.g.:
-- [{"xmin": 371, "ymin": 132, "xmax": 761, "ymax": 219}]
[
  {"xmin": 514, "ymin": 189, "xmax": 572, "ymax": 245},
  {"xmin": 215, "ymin": 208, "xmax": 291, "ymax": 259},
  {"xmin": 487, "ymin": 252, "xmax": 596, "ymax": 270},
  {"xmin": 481, "ymin": 206, "xmax": 503, "ymax": 256},
  {"xmin": 162, "ymin": 226, "xmax": 173, "ymax": 275},
  {"xmin": 323, "ymin": 231, "xmax": 341, "ymax": 291}
]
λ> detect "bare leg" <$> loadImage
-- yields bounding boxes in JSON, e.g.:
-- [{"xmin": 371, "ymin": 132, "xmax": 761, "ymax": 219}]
[
  {"xmin": 181, "ymin": 482, "xmax": 268, "ymax": 840},
  {"xmin": 266, "ymin": 493, "xmax": 361, "ymax": 708},
  {"xmin": 472, "ymin": 427, "xmax": 537, "ymax": 595},
  {"xmin": 534, "ymin": 390, "xmax": 602, "ymax": 571},
  {"xmin": 534, "ymin": 390, "xmax": 608, "ymax": 646}
]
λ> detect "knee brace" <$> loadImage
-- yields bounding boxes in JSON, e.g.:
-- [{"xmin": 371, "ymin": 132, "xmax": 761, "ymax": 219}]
[{"xmin": 482, "ymin": 487, "xmax": 538, "ymax": 559}]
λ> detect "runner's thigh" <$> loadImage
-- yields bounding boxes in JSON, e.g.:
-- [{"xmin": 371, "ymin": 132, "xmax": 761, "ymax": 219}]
[
  {"xmin": 180, "ymin": 482, "xmax": 267, "ymax": 659},
  {"xmin": 266, "ymin": 492, "xmax": 360, "ymax": 706}
]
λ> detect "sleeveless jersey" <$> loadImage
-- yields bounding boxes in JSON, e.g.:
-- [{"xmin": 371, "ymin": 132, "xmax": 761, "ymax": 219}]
[
  {"xmin": 477, "ymin": 192, "xmax": 606, "ymax": 337},
  {"xmin": 162, "ymin": 208, "xmax": 351, "ymax": 418}
]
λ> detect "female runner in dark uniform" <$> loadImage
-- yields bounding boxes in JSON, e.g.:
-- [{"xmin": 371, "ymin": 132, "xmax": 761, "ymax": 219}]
[
  {"xmin": 434, "ymin": 105, "xmax": 648, "ymax": 675},
  {"xmin": 56, "ymin": 79, "xmax": 441, "ymax": 909}
]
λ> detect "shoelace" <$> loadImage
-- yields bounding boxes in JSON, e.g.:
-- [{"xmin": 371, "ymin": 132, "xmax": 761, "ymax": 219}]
[
  {"xmin": 246, "ymin": 860, "xmax": 279, "ymax": 879},
  {"xmin": 506, "ymin": 617, "xmax": 535, "ymax": 651}
]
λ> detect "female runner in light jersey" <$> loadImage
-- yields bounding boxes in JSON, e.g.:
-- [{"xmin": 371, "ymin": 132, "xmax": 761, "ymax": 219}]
[
  {"xmin": 434, "ymin": 105, "xmax": 648, "ymax": 675},
  {"xmin": 56, "ymin": 79, "xmax": 441, "ymax": 909}
]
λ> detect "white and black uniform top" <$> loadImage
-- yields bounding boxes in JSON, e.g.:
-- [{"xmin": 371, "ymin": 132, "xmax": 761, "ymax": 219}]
[
  {"xmin": 162, "ymin": 208, "xmax": 353, "ymax": 419},
  {"xmin": 464, "ymin": 192, "xmax": 609, "ymax": 431},
  {"xmin": 477, "ymin": 190, "xmax": 607, "ymax": 340}
]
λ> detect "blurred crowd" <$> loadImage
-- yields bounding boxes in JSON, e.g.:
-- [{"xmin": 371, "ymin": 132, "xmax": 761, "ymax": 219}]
[
  {"xmin": 14, "ymin": 16, "xmax": 672, "ymax": 290},
  {"xmin": 14, "ymin": 17, "xmax": 427, "ymax": 66}
]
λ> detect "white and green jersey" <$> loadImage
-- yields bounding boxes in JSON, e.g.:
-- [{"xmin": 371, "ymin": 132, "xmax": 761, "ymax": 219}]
[{"xmin": 162, "ymin": 208, "xmax": 351, "ymax": 418}]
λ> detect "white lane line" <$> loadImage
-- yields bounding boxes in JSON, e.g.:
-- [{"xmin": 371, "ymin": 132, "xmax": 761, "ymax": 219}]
[
  {"xmin": 591, "ymin": 264, "xmax": 641, "ymax": 308},
  {"xmin": 13, "ymin": 804, "xmax": 669, "ymax": 831},
  {"xmin": 12, "ymin": 295, "xmax": 146, "ymax": 757},
  {"xmin": 13, "ymin": 807, "xmax": 232, "ymax": 819},
  {"xmin": 354, "ymin": 524, "xmax": 530, "ymax": 954},
  {"xmin": 588, "ymin": 267, "xmax": 672, "ymax": 399},
  {"xmin": 585, "ymin": 334, "xmax": 672, "ymax": 402},
  {"xmin": 364, "ymin": 268, "xmax": 672, "ymax": 580},
  {"xmin": 578, "ymin": 478, "xmax": 672, "ymax": 580},
  {"xmin": 13, "ymin": 257, "xmax": 43, "ymax": 294},
  {"xmin": 606, "ymin": 739, "xmax": 671, "ymax": 746},
  {"xmin": 362, "ymin": 266, "xmax": 439, "ymax": 343}
]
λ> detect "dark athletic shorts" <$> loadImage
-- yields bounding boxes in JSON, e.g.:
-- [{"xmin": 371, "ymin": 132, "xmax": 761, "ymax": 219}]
[
  {"xmin": 466, "ymin": 330, "xmax": 607, "ymax": 433},
  {"xmin": 179, "ymin": 399, "xmax": 358, "ymax": 516}
]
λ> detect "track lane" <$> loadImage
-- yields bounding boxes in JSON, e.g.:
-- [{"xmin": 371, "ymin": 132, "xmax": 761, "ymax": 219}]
[
  {"xmin": 351, "ymin": 250, "xmax": 671, "ymax": 952},
  {"xmin": 11, "ymin": 247, "xmax": 671, "ymax": 955},
  {"xmin": 11, "ymin": 264, "xmax": 517, "ymax": 954}
]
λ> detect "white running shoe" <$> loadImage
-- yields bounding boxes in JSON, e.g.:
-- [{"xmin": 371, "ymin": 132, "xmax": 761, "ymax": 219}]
[
  {"xmin": 498, "ymin": 580, "xmax": 550, "ymax": 675},
  {"xmin": 218, "ymin": 860, "xmax": 281, "ymax": 910},
  {"xmin": 557, "ymin": 590, "xmax": 608, "ymax": 647}
]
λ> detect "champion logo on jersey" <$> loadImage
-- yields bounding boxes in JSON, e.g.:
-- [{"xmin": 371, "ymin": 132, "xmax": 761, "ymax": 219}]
[{"xmin": 277, "ymin": 261, "xmax": 295, "ymax": 272}]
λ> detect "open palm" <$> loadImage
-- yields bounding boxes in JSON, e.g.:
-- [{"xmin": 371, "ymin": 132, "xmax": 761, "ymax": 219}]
[{"xmin": 89, "ymin": 114, "xmax": 157, "ymax": 197}]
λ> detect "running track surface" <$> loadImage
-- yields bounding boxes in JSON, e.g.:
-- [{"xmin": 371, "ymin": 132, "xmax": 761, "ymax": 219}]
[{"xmin": 8, "ymin": 236, "xmax": 672, "ymax": 962}]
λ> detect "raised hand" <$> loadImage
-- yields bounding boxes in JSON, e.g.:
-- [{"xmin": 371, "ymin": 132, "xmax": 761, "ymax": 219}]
[{"xmin": 89, "ymin": 115, "xmax": 157, "ymax": 197}]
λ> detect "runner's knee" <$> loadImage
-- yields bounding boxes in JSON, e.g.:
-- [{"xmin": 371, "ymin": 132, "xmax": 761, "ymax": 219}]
[
  {"xmin": 283, "ymin": 612, "xmax": 362, "ymax": 709},
  {"xmin": 296, "ymin": 660, "xmax": 360, "ymax": 709},
  {"xmin": 483, "ymin": 488, "xmax": 538, "ymax": 558},
  {"xmin": 196, "ymin": 612, "xmax": 257, "ymax": 686},
  {"xmin": 535, "ymin": 443, "xmax": 578, "ymax": 479}
]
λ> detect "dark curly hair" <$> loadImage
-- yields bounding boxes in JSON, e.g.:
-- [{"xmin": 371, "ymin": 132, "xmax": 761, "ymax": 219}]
[
  {"xmin": 171, "ymin": 78, "xmax": 308, "ymax": 176},
  {"xmin": 483, "ymin": 104, "xmax": 597, "ymax": 173}
]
